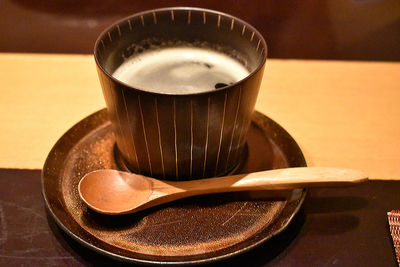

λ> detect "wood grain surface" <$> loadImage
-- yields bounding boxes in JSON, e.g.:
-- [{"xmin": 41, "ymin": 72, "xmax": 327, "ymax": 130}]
[
  {"xmin": 0, "ymin": 169, "xmax": 398, "ymax": 266},
  {"xmin": 0, "ymin": 53, "xmax": 399, "ymax": 179}
]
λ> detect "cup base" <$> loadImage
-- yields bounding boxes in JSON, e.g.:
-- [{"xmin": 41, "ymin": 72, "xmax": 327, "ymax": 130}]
[{"xmin": 113, "ymin": 143, "xmax": 249, "ymax": 180}]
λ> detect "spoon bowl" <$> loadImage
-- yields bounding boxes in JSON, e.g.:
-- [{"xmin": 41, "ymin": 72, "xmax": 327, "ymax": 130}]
[{"xmin": 78, "ymin": 167, "xmax": 368, "ymax": 215}]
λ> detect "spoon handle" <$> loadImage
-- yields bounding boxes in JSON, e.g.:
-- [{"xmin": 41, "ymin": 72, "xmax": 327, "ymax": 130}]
[{"xmin": 174, "ymin": 167, "xmax": 368, "ymax": 193}]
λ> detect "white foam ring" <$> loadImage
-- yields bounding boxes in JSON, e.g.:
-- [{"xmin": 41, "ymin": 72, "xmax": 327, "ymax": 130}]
[{"xmin": 113, "ymin": 47, "xmax": 249, "ymax": 94}]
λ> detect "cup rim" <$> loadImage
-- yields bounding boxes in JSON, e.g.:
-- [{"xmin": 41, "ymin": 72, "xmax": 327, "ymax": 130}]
[{"xmin": 94, "ymin": 6, "xmax": 268, "ymax": 97}]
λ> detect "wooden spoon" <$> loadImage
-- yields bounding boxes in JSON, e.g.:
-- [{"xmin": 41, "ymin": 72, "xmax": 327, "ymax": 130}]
[{"xmin": 78, "ymin": 167, "xmax": 367, "ymax": 215}]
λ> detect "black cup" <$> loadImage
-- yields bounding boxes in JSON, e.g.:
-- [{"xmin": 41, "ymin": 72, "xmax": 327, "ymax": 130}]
[{"xmin": 94, "ymin": 7, "xmax": 267, "ymax": 180}]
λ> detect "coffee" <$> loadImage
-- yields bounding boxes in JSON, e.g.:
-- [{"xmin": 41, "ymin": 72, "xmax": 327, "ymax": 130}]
[
  {"xmin": 95, "ymin": 7, "xmax": 267, "ymax": 180},
  {"xmin": 112, "ymin": 47, "xmax": 250, "ymax": 94}
]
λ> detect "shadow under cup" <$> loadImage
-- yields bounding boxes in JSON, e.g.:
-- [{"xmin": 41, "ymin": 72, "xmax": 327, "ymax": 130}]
[{"xmin": 94, "ymin": 7, "xmax": 267, "ymax": 180}]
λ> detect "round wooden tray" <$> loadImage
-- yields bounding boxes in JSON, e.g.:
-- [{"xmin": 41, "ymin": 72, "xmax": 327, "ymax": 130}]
[{"xmin": 42, "ymin": 109, "xmax": 306, "ymax": 265}]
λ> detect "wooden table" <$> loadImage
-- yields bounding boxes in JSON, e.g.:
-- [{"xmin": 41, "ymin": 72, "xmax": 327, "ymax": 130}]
[
  {"xmin": 0, "ymin": 53, "xmax": 399, "ymax": 266},
  {"xmin": 1, "ymin": 53, "xmax": 399, "ymax": 179}
]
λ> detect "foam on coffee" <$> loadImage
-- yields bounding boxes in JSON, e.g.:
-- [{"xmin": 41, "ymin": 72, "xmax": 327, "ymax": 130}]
[{"xmin": 113, "ymin": 47, "xmax": 250, "ymax": 94}]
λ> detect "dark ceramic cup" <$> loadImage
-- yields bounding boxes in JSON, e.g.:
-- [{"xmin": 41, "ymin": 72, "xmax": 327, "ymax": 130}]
[{"xmin": 94, "ymin": 7, "xmax": 267, "ymax": 180}]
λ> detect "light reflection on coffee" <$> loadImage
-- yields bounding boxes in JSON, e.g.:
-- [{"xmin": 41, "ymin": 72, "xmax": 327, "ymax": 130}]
[{"xmin": 112, "ymin": 47, "xmax": 250, "ymax": 94}]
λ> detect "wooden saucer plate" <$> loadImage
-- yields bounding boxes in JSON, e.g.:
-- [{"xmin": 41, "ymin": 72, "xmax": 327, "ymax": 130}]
[{"xmin": 42, "ymin": 109, "xmax": 306, "ymax": 265}]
